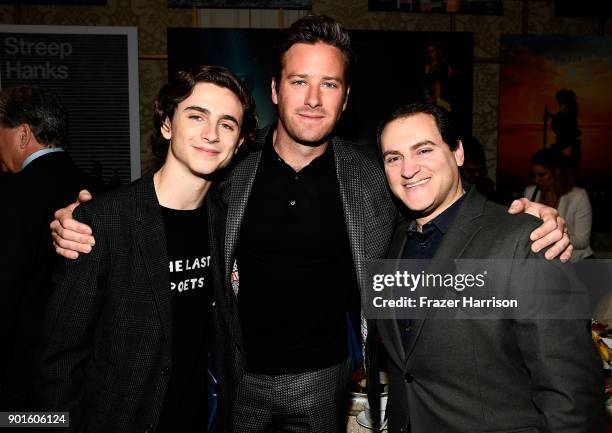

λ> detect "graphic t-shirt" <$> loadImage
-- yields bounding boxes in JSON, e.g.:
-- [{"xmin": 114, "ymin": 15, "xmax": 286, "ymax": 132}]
[{"xmin": 156, "ymin": 204, "xmax": 212, "ymax": 433}]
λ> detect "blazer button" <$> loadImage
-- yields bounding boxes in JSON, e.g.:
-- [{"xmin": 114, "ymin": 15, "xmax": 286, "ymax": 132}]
[
  {"xmin": 161, "ymin": 366, "xmax": 170, "ymax": 376},
  {"xmin": 404, "ymin": 373, "xmax": 414, "ymax": 383},
  {"xmin": 144, "ymin": 424, "xmax": 153, "ymax": 433}
]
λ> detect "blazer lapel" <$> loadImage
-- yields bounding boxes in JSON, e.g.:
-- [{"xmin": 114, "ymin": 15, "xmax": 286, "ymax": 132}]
[
  {"xmin": 224, "ymin": 141, "xmax": 265, "ymax": 287},
  {"xmin": 333, "ymin": 138, "xmax": 366, "ymax": 290},
  {"xmin": 133, "ymin": 173, "xmax": 173, "ymax": 352},
  {"xmin": 377, "ymin": 220, "xmax": 411, "ymax": 369},
  {"xmin": 402, "ymin": 187, "xmax": 486, "ymax": 365},
  {"xmin": 333, "ymin": 139, "xmax": 370, "ymax": 362}
]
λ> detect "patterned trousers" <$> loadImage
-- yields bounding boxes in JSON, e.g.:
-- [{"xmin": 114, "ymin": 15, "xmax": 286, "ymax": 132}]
[{"xmin": 232, "ymin": 358, "xmax": 352, "ymax": 433}]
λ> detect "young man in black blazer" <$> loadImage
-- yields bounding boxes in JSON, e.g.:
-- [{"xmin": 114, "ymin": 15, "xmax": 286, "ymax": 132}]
[{"xmin": 36, "ymin": 66, "xmax": 257, "ymax": 433}]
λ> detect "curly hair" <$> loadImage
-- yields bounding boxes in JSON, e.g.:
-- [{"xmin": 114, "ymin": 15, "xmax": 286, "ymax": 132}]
[{"xmin": 150, "ymin": 65, "xmax": 258, "ymax": 162}]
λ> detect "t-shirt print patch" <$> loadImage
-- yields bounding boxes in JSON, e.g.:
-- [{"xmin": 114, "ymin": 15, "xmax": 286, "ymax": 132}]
[{"xmin": 169, "ymin": 255, "xmax": 211, "ymax": 293}]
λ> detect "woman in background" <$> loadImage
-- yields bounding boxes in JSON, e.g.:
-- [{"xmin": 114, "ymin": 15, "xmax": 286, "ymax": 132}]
[{"xmin": 525, "ymin": 148, "xmax": 594, "ymax": 260}]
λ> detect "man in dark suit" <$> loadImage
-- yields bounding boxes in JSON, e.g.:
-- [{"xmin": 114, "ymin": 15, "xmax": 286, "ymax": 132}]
[
  {"xmin": 36, "ymin": 66, "xmax": 257, "ymax": 433},
  {"xmin": 0, "ymin": 86, "xmax": 100, "ymax": 412},
  {"xmin": 48, "ymin": 16, "xmax": 573, "ymax": 433},
  {"xmin": 368, "ymin": 103, "xmax": 603, "ymax": 433}
]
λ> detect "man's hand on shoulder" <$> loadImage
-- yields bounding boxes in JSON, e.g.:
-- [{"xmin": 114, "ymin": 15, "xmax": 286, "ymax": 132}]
[
  {"xmin": 508, "ymin": 197, "xmax": 572, "ymax": 262},
  {"xmin": 50, "ymin": 190, "xmax": 96, "ymax": 259}
]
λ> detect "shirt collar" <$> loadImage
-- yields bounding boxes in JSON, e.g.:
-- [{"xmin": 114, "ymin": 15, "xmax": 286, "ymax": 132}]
[
  {"xmin": 265, "ymin": 125, "xmax": 334, "ymax": 169},
  {"xmin": 21, "ymin": 147, "xmax": 65, "ymax": 170},
  {"xmin": 406, "ymin": 193, "xmax": 466, "ymax": 236}
]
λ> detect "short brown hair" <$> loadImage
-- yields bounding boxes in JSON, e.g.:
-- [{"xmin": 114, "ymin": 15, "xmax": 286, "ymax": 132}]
[{"xmin": 274, "ymin": 15, "xmax": 353, "ymax": 84}]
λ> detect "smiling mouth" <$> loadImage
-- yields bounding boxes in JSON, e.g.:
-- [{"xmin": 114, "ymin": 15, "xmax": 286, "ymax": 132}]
[
  {"xmin": 193, "ymin": 147, "xmax": 220, "ymax": 155},
  {"xmin": 404, "ymin": 178, "xmax": 431, "ymax": 189},
  {"xmin": 298, "ymin": 112, "xmax": 325, "ymax": 120}
]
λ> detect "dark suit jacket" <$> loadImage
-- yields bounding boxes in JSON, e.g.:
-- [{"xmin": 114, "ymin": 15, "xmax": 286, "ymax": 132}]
[
  {"xmin": 36, "ymin": 172, "xmax": 231, "ymax": 433},
  {"xmin": 0, "ymin": 151, "xmax": 99, "ymax": 410},
  {"xmin": 215, "ymin": 126, "xmax": 398, "ymax": 425},
  {"xmin": 369, "ymin": 187, "xmax": 603, "ymax": 433}
]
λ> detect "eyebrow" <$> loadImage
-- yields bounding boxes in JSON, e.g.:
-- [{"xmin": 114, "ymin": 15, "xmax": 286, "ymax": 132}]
[
  {"xmin": 184, "ymin": 105, "xmax": 240, "ymax": 126},
  {"xmin": 382, "ymin": 149, "xmax": 401, "ymax": 158},
  {"xmin": 411, "ymin": 140, "xmax": 438, "ymax": 148},
  {"xmin": 287, "ymin": 73, "xmax": 344, "ymax": 83},
  {"xmin": 382, "ymin": 140, "xmax": 437, "ymax": 157}
]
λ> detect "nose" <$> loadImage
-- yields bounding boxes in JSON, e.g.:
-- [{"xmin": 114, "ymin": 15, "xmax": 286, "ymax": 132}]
[
  {"xmin": 401, "ymin": 158, "xmax": 420, "ymax": 179},
  {"xmin": 305, "ymin": 85, "xmax": 322, "ymax": 109},
  {"xmin": 202, "ymin": 122, "xmax": 219, "ymax": 143}
]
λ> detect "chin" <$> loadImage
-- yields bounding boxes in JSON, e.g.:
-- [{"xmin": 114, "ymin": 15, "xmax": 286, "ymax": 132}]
[
  {"xmin": 399, "ymin": 199, "xmax": 431, "ymax": 214},
  {"xmin": 292, "ymin": 125, "xmax": 333, "ymax": 143}
]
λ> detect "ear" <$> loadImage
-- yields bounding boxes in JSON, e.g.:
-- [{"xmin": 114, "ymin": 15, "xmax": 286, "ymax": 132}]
[
  {"xmin": 342, "ymin": 85, "xmax": 350, "ymax": 112},
  {"xmin": 271, "ymin": 78, "xmax": 279, "ymax": 106},
  {"xmin": 19, "ymin": 124, "xmax": 32, "ymax": 149},
  {"xmin": 234, "ymin": 137, "xmax": 245, "ymax": 154},
  {"xmin": 454, "ymin": 139, "xmax": 465, "ymax": 167},
  {"xmin": 160, "ymin": 117, "xmax": 172, "ymax": 140}
]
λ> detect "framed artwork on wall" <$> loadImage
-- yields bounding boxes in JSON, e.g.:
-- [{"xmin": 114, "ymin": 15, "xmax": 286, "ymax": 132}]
[
  {"xmin": 168, "ymin": 0, "xmax": 311, "ymax": 8},
  {"xmin": 498, "ymin": 34, "xmax": 612, "ymax": 230},
  {"xmin": 0, "ymin": 25, "xmax": 140, "ymax": 186},
  {"xmin": 554, "ymin": 0, "xmax": 611, "ymax": 18},
  {"xmin": 167, "ymin": 27, "xmax": 473, "ymax": 148},
  {"xmin": 368, "ymin": 0, "xmax": 502, "ymax": 15},
  {"xmin": 0, "ymin": 0, "xmax": 106, "ymax": 4}
]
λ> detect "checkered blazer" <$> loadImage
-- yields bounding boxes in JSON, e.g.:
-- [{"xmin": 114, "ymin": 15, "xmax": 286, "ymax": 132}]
[{"xmin": 215, "ymin": 126, "xmax": 398, "ymax": 421}]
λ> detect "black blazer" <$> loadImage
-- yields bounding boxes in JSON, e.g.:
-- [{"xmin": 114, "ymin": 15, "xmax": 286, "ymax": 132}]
[
  {"xmin": 0, "ymin": 151, "xmax": 99, "ymax": 410},
  {"xmin": 36, "ymin": 172, "xmax": 231, "ymax": 433},
  {"xmin": 368, "ymin": 187, "xmax": 604, "ymax": 433}
]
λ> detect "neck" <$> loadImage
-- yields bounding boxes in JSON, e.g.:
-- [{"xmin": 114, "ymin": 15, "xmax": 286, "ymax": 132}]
[
  {"xmin": 153, "ymin": 159, "xmax": 211, "ymax": 210},
  {"xmin": 415, "ymin": 184, "xmax": 465, "ymax": 229},
  {"xmin": 20, "ymin": 142, "xmax": 46, "ymax": 163},
  {"xmin": 272, "ymin": 123, "xmax": 330, "ymax": 172}
]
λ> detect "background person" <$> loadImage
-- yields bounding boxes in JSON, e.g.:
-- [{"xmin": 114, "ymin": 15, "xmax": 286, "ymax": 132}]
[
  {"xmin": 0, "ymin": 85, "xmax": 100, "ymax": 412},
  {"xmin": 525, "ymin": 148, "xmax": 594, "ymax": 260}
]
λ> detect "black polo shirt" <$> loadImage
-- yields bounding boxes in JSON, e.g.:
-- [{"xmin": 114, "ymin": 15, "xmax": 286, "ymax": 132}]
[{"xmin": 236, "ymin": 131, "xmax": 357, "ymax": 374}]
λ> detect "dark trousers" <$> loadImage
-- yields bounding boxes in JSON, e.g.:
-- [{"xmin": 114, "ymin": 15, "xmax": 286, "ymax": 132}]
[{"xmin": 232, "ymin": 358, "xmax": 352, "ymax": 433}]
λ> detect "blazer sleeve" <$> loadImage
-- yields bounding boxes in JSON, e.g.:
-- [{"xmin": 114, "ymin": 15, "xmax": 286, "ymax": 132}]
[
  {"xmin": 511, "ymin": 223, "xmax": 604, "ymax": 433},
  {"xmin": 566, "ymin": 189, "xmax": 592, "ymax": 251},
  {"xmin": 36, "ymin": 204, "xmax": 110, "ymax": 432}
]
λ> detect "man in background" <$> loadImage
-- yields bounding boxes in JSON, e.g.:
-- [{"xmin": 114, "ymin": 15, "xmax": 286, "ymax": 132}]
[{"xmin": 0, "ymin": 85, "xmax": 100, "ymax": 411}]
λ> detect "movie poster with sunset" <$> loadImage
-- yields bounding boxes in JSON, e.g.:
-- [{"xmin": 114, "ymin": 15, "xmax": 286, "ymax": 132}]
[{"xmin": 498, "ymin": 34, "xmax": 612, "ymax": 229}]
